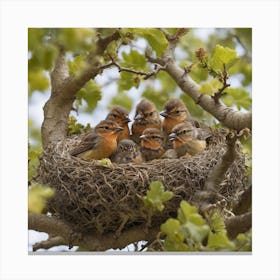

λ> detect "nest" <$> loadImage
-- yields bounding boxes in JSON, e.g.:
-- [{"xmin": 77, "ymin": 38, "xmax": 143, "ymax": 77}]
[{"xmin": 37, "ymin": 129, "xmax": 248, "ymax": 235}]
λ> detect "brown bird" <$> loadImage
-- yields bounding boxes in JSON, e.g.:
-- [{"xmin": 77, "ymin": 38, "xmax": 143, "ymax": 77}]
[
  {"xmin": 70, "ymin": 120, "xmax": 123, "ymax": 160},
  {"xmin": 140, "ymin": 128, "xmax": 165, "ymax": 161},
  {"xmin": 105, "ymin": 105, "xmax": 131, "ymax": 142},
  {"xmin": 160, "ymin": 98, "xmax": 192, "ymax": 149},
  {"xmin": 111, "ymin": 139, "xmax": 142, "ymax": 164},
  {"xmin": 169, "ymin": 122, "xmax": 206, "ymax": 157},
  {"xmin": 131, "ymin": 99, "xmax": 161, "ymax": 144}
]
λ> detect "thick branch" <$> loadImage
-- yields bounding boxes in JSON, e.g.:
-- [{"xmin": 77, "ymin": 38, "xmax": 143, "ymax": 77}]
[
  {"xmin": 233, "ymin": 185, "xmax": 252, "ymax": 215},
  {"xmin": 146, "ymin": 31, "xmax": 252, "ymax": 131},
  {"xmin": 204, "ymin": 133, "xmax": 238, "ymax": 192},
  {"xmin": 41, "ymin": 30, "xmax": 122, "ymax": 148},
  {"xmin": 225, "ymin": 212, "xmax": 252, "ymax": 239},
  {"xmin": 165, "ymin": 62, "xmax": 251, "ymax": 130},
  {"xmin": 28, "ymin": 213, "xmax": 159, "ymax": 251},
  {"xmin": 33, "ymin": 236, "xmax": 66, "ymax": 251}
]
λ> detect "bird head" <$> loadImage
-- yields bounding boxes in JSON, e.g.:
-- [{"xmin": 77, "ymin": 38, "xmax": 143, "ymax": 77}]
[
  {"xmin": 117, "ymin": 139, "xmax": 137, "ymax": 153},
  {"xmin": 140, "ymin": 128, "xmax": 164, "ymax": 147},
  {"xmin": 95, "ymin": 120, "xmax": 124, "ymax": 136},
  {"xmin": 160, "ymin": 98, "xmax": 191, "ymax": 122},
  {"xmin": 106, "ymin": 105, "xmax": 131, "ymax": 125},
  {"xmin": 169, "ymin": 122, "xmax": 194, "ymax": 144},
  {"xmin": 134, "ymin": 99, "xmax": 159, "ymax": 122}
]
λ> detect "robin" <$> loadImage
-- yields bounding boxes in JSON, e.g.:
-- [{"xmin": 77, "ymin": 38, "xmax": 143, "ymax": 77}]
[
  {"xmin": 70, "ymin": 120, "xmax": 123, "ymax": 160},
  {"xmin": 131, "ymin": 99, "xmax": 161, "ymax": 144},
  {"xmin": 111, "ymin": 139, "xmax": 143, "ymax": 164},
  {"xmin": 140, "ymin": 128, "xmax": 165, "ymax": 161},
  {"xmin": 169, "ymin": 122, "xmax": 206, "ymax": 157},
  {"xmin": 105, "ymin": 105, "xmax": 131, "ymax": 142},
  {"xmin": 160, "ymin": 98, "xmax": 192, "ymax": 149}
]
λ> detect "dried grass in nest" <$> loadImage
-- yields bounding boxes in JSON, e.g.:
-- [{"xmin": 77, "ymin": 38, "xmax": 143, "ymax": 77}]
[{"xmin": 37, "ymin": 129, "xmax": 248, "ymax": 235}]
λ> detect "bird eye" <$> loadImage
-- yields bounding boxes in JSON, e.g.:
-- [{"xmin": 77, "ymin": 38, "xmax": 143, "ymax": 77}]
[
  {"xmin": 176, "ymin": 110, "xmax": 180, "ymax": 114},
  {"xmin": 112, "ymin": 114, "xmax": 117, "ymax": 118},
  {"xmin": 103, "ymin": 126, "xmax": 109, "ymax": 130},
  {"xmin": 149, "ymin": 112, "xmax": 153, "ymax": 116},
  {"xmin": 182, "ymin": 130, "xmax": 187, "ymax": 134}
]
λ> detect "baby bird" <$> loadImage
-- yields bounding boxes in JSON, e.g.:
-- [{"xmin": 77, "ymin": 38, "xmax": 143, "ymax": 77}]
[
  {"xmin": 111, "ymin": 139, "xmax": 142, "ymax": 164},
  {"xmin": 160, "ymin": 98, "xmax": 192, "ymax": 149},
  {"xmin": 70, "ymin": 120, "xmax": 123, "ymax": 160},
  {"xmin": 169, "ymin": 122, "xmax": 206, "ymax": 157},
  {"xmin": 140, "ymin": 128, "xmax": 165, "ymax": 161},
  {"xmin": 131, "ymin": 99, "xmax": 161, "ymax": 144},
  {"xmin": 105, "ymin": 105, "xmax": 131, "ymax": 142}
]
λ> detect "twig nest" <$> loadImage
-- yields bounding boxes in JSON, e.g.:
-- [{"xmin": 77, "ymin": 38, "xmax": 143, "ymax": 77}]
[{"xmin": 37, "ymin": 129, "xmax": 248, "ymax": 235}]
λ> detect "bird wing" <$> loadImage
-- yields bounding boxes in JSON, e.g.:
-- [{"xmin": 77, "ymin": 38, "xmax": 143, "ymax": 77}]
[{"xmin": 70, "ymin": 132, "xmax": 100, "ymax": 156}]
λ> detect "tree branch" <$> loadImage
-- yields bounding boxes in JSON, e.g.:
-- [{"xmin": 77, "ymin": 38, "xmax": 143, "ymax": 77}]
[
  {"xmin": 28, "ymin": 213, "xmax": 159, "ymax": 251},
  {"xmin": 33, "ymin": 236, "xmax": 67, "ymax": 251},
  {"xmin": 225, "ymin": 211, "xmax": 252, "ymax": 239},
  {"xmin": 233, "ymin": 185, "xmax": 252, "ymax": 215},
  {"xmin": 146, "ymin": 30, "xmax": 252, "ymax": 131},
  {"xmin": 41, "ymin": 29, "xmax": 122, "ymax": 149}
]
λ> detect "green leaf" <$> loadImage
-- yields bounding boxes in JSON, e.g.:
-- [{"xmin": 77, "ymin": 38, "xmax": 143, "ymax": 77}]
[
  {"xmin": 177, "ymin": 200, "xmax": 197, "ymax": 224},
  {"xmin": 121, "ymin": 50, "xmax": 147, "ymax": 70},
  {"xmin": 163, "ymin": 237, "xmax": 190, "ymax": 251},
  {"xmin": 118, "ymin": 71, "xmax": 141, "ymax": 91},
  {"xmin": 68, "ymin": 55, "xmax": 88, "ymax": 76},
  {"xmin": 28, "ymin": 144, "xmax": 42, "ymax": 182},
  {"xmin": 28, "ymin": 69, "xmax": 50, "ymax": 94},
  {"xmin": 76, "ymin": 80, "xmax": 102, "ymax": 112},
  {"xmin": 199, "ymin": 79, "xmax": 223, "ymax": 95},
  {"xmin": 207, "ymin": 232, "xmax": 235, "ymax": 251},
  {"xmin": 182, "ymin": 222, "xmax": 210, "ymax": 243},
  {"xmin": 67, "ymin": 115, "xmax": 91, "ymax": 135},
  {"xmin": 57, "ymin": 28, "xmax": 94, "ymax": 52},
  {"xmin": 234, "ymin": 231, "xmax": 252, "ymax": 251},
  {"xmin": 109, "ymin": 92, "xmax": 133, "ymax": 112},
  {"xmin": 207, "ymin": 211, "xmax": 227, "ymax": 234},
  {"xmin": 133, "ymin": 28, "xmax": 168, "ymax": 56},
  {"xmin": 28, "ymin": 183, "xmax": 55, "ymax": 214},
  {"xmin": 209, "ymin": 44, "xmax": 237, "ymax": 71},
  {"xmin": 161, "ymin": 218, "xmax": 184, "ymax": 243},
  {"xmin": 221, "ymin": 88, "xmax": 251, "ymax": 110},
  {"xmin": 177, "ymin": 201, "xmax": 210, "ymax": 243},
  {"xmin": 142, "ymin": 181, "xmax": 173, "ymax": 212},
  {"xmin": 188, "ymin": 64, "xmax": 209, "ymax": 83}
]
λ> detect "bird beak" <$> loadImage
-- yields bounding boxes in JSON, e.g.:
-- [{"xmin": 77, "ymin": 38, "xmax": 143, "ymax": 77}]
[
  {"xmin": 169, "ymin": 132, "xmax": 177, "ymax": 141},
  {"xmin": 160, "ymin": 111, "xmax": 168, "ymax": 117},
  {"xmin": 125, "ymin": 117, "xmax": 132, "ymax": 123},
  {"xmin": 139, "ymin": 135, "xmax": 147, "ymax": 140},
  {"xmin": 116, "ymin": 126, "xmax": 124, "ymax": 132},
  {"xmin": 134, "ymin": 114, "xmax": 144, "ymax": 120}
]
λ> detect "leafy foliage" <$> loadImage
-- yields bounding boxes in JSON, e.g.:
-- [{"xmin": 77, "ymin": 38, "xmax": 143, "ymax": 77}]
[
  {"xmin": 209, "ymin": 44, "xmax": 237, "ymax": 72},
  {"xmin": 67, "ymin": 115, "xmax": 91, "ymax": 136},
  {"xmin": 222, "ymin": 88, "xmax": 252, "ymax": 110},
  {"xmin": 161, "ymin": 201, "xmax": 210, "ymax": 251},
  {"xmin": 160, "ymin": 202, "xmax": 251, "ymax": 252},
  {"xmin": 28, "ymin": 143, "xmax": 42, "ymax": 183},
  {"xmin": 132, "ymin": 28, "xmax": 169, "ymax": 56},
  {"xmin": 28, "ymin": 183, "xmax": 55, "ymax": 214},
  {"xmin": 142, "ymin": 181, "xmax": 173, "ymax": 212},
  {"xmin": 76, "ymin": 80, "xmax": 102, "ymax": 112}
]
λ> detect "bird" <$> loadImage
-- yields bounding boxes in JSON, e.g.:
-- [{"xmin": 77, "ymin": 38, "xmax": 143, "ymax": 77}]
[
  {"xmin": 140, "ymin": 128, "xmax": 165, "ymax": 161},
  {"xmin": 105, "ymin": 105, "xmax": 131, "ymax": 142},
  {"xmin": 111, "ymin": 139, "xmax": 143, "ymax": 164},
  {"xmin": 131, "ymin": 99, "xmax": 161, "ymax": 144},
  {"xmin": 160, "ymin": 98, "xmax": 192, "ymax": 149},
  {"xmin": 70, "ymin": 120, "xmax": 123, "ymax": 160},
  {"xmin": 169, "ymin": 122, "xmax": 206, "ymax": 158}
]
